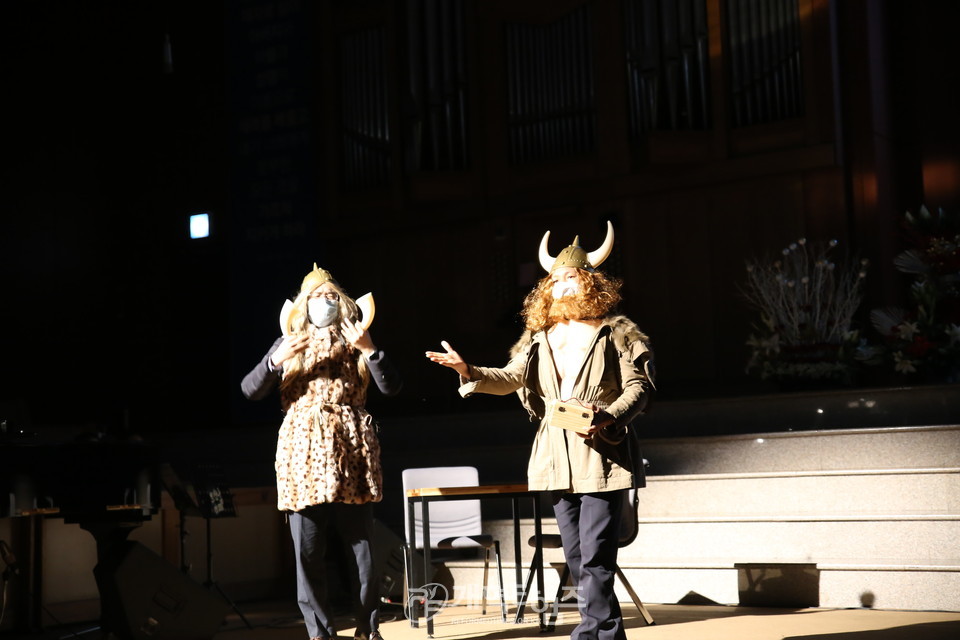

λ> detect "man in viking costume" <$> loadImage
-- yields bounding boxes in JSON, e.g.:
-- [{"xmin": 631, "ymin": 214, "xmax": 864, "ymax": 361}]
[
  {"xmin": 242, "ymin": 265, "xmax": 402, "ymax": 640},
  {"xmin": 426, "ymin": 222, "xmax": 654, "ymax": 640}
]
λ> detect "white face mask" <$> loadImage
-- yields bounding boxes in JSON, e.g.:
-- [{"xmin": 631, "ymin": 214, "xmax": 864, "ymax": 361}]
[
  {"xmin": 307, "ymin": 298, "xmax": 339, "ymax": 328},
  {"xmin": 552, "ymin": 282, "xmax": 580, "ymax": 299}
]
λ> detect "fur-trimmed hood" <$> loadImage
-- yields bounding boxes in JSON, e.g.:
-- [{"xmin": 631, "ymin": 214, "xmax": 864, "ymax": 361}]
[{"xmin": 509, "ymin": 314, "xmax": 651, "ymax": 358}]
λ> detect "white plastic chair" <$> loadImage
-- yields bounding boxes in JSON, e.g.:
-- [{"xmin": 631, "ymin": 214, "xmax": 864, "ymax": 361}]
[{"xmin": 402, "ymin": 466, "xmax": 507, "ymax": 621}]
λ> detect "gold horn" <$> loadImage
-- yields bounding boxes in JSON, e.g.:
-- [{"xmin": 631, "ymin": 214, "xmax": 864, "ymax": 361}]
[
  {"xmin": 356, "ymin": 292, "xmax": 375, "ymax": 330},
  {"xmin": 586, "ymin": 220, "xmax": 614, "ymax": 269}
]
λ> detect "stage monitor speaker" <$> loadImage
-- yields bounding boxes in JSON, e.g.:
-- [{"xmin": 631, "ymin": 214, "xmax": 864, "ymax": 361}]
[
  {"xmin": 373, "ymin": 519, "xmax": 406, "ymax": 600},
  {"xmin": 94, "ymin": 541, "xmax": 230, "ymax": 640}
]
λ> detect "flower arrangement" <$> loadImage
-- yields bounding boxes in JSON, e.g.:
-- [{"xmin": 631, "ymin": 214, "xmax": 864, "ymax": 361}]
[
  {"xmin": 742, "ymin": 238, "xmax": 869, "ymax": 383},
  {"xmin": 856, "ymin": 206, "xmax": 960, "ymax": 381}
]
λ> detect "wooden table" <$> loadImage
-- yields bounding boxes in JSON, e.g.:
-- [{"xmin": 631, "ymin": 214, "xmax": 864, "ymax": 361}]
[{"xmin": 405, "ymin": 484, "xmax": 547, "ymax": 635}]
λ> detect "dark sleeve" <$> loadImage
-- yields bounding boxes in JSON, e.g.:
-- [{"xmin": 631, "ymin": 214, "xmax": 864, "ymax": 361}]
[
  {"xmin": 366, "ymin": 349, "xmax": 403, "ymax": 397},
  {"xmin": 240, "ymin": 337, "xmax": 284, "ymax": 401}
]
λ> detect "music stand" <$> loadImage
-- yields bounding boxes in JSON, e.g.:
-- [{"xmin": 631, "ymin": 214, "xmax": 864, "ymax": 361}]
[{"xmin": 161, "ymin": 463, "xmax": 252, "ymax": 630}]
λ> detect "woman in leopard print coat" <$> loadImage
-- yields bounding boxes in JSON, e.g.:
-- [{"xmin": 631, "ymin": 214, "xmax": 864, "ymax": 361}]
[{"xmin": 242, "ymin": 265, "xmax": 401, "ymax": 640}]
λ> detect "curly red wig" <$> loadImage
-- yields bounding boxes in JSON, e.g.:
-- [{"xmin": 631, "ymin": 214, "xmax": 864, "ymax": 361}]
[{"xmin": 521, "ymin": 269, "xmax": 622, "ymax": 332}]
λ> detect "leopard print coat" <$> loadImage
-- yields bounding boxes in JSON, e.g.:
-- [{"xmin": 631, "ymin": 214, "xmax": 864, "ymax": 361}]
[{"xmin": 276, "ymin": 325, "xmax": 383, "ymax": 510}]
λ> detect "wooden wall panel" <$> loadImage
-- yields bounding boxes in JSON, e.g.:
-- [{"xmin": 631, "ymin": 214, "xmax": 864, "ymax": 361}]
[{"xmin": 313, "ymin": 0, "xmax": 954, "ymax": 404}]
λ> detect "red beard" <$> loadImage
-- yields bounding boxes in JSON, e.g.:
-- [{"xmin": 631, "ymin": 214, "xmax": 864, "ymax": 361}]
[{"xmin": 547, "ymin": 293, "xmax": 596, "ymax": 322}]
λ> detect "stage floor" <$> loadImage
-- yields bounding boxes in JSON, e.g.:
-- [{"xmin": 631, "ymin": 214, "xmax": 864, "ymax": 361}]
[
  {"xmin": 206, "ymin": 600, "xmax": 960, "ymax": 640},
  {"xmin": 19, "ymin": 599, "xmax": 960, "ymax": 640}
]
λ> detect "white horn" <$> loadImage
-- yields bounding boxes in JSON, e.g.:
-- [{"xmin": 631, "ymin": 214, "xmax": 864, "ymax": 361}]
[
  {"xmin": 586, "ymin": 221, "xmax": 614, "ymax": 268},
  {"xmin": 538, "ymin": 230, "xmax": 555, "ymax": 272}
]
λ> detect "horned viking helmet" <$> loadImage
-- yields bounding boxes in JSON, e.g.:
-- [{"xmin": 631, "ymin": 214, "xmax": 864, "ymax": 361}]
[
  {"xmin": 299, "ymin": 263, "xmax": 339, "ymax": 294},
  {"xmin": 538, "ymin": 220, "xmax": 614, "ymax": 273}
]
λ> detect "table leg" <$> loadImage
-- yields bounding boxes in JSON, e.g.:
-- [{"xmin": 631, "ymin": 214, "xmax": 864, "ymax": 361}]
[
  {"xmin": 533, "ymin": 496, "xmax": 546, "ymax": 630},
  {"xmin": 406, "ymin": 497, "xmax": 419, "ymax": 628},
  {"xmin": 511, "ymin": 498, "xmax": 522, "ymax": 612},
  {"xmin": 423, "ymin": 500, "xmax": 434, "ymax": 637},
  {"xmin": 515, "ymin": 494, "xmax": 546, "ymax": 625}
]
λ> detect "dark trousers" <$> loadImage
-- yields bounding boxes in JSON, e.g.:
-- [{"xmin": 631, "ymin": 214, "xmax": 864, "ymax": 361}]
[
  {"xmin": 289, "ymin": 502, "xmax": 379, "ymax": 639},
  {"xmin": 552, "ymin": 490, "xmax": 626, "ymax": 640}
]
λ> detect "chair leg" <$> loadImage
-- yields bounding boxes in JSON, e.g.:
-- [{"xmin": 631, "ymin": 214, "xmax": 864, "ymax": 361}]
[
  {"xmin": 481, "ymin": 546, "xmax": 490, "ymax": 615},
  {"xmin": 493, "ymin": 540, "xmax": 508, "ymax": 622},
  {"xmin": 615, "ymin": 565, "xmax": 655, "ymax": 626},
  {"xmin": 515, "ymin": 550, "xmax": 538, "ymax": 622},
  {"xmin": 546, "ymin": 563, "xmax": 570, "ymax": 631}
]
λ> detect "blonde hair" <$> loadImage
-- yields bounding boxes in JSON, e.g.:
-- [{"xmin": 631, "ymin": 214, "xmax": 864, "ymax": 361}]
[
  {"xmin": 521, "ymin": 268, "xmax": 622, "ymax": 332},
  {"xmin": 280, "ymin": 280, "xmax": 370, "ymax": 389}
]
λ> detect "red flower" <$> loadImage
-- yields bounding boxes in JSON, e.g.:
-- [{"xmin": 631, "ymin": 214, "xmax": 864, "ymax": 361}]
[{"xmin": 906, "ymin": 336, "xmax": 935, "ymax": 358}]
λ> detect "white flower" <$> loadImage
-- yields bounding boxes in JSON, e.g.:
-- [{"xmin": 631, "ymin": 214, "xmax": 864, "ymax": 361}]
[
  {"xmin": 894, "ymin": 351, "xmax": 917, "ymax": 374},
  {"xmin": 854, "ymin": 340, "xmax": 882, "ymax": 362},
  {"xmin": 946, "ymin": 323, "xmax": 960, "ymax": 346},
  {"xmin": 764, "ymin": 334, "xmax": 781, "ymax": 353},
  {"xmin": 897, "ymin": 321, "xmax": 920, "ymax": 341},
  {"xmin": 747, "ymin": 333, "xmax": 780, "ymax": 354}
]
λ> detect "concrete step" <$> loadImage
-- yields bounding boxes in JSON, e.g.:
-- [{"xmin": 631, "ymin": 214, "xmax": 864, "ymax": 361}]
[
  {"xmin": 481, "ymin": 515, "xmax": 960, "ymax": 567},
  {"xmin": 628, "ymin": 518, "xmax": 960, "ymax": 564},
  {"xmin": 639, "ymin": 468, "xmax": 960, "ymax": 518},
  {"xmin": 457, "ymin": 465, "xmax": 960, "ymax": 613},
  {"xmin": 636, "ymin": 384, "xmax": 960, "ymax": 438},
  {"xmin": 382, "ymin": 426, "xmax": 960, "ymax": 527},
  {"xmin": 616, "ymin": 562, "xmax": 960, "ymax": 611},
  {"xmin": 443, "ymin": 557, "xmax": 960, "ymax": 612},
  {"xmin": 411, "ymin": 424, "xmax": 960, "ymax": 613},
  {"xmin": 640, "ymin": 425, "xmax": 960, "ymax": 476},
  {"xmin": 383, "ymin": 423, "xmax": 960, "ymax": 481}
]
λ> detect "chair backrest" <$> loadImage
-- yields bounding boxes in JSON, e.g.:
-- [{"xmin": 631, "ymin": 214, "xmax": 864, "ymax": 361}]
[
  {"xmin": 402, "ymin": 466, "xmax": 483, "ymax": 549},
  {"xmin": 618, "ymin": 486, "xmax": 640, "ymax": 547},
  {"xmin": 619, "ymin": 457, "xmax": 649, "ymax": 547}
]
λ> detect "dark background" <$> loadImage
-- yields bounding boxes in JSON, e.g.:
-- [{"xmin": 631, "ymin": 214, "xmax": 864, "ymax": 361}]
[{"xmin": 3, "ymin": 0, "xmax": 958, "ymax": 443}]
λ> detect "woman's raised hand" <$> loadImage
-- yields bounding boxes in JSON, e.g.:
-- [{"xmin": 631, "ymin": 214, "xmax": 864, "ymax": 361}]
[
  {"xmin": 341, "ymin": 317, "xmax": 376, "ymax": 357},
  {"xmin": 270, "ymin": 334, "xmax": 310, "ymax": 367},
  {"xmin": 425, "ymin": 340, "xmax": 470, "ymax": 378}
]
